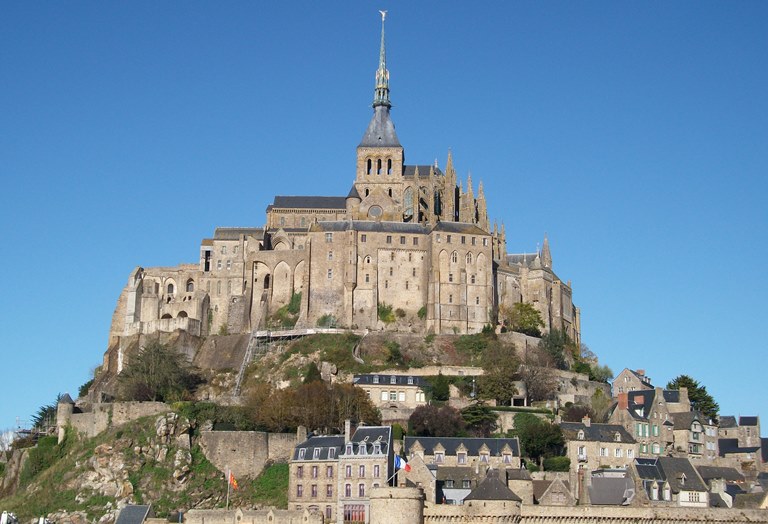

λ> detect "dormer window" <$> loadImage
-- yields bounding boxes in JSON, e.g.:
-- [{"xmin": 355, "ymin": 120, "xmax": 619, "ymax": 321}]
[
  {"xmin": 373, "ymin": 442, "xmax": 381, "ymax": 455},
  {"xmin": 457, "ymin": 452, "xmax": 467, "ymax": 464},
  {"xmin": 407, "ymin": 377, "xmax": 414, "ymax": 385},
  {"xmin": 390, "ymin": 376, "xmax": 397, "ymax": 384},
  {"xmin": 328, "ymin": 448, "xmax": 335, "ymax": 459},
  {"xmin": 346, "ymin": 443, "xmax": 354, "ymax": 455},
  {"xmin": 359, "ymin": 444, "xmax": 367, "ymax": 456},
  {"xmin": 614, "ymin": 432, "xmax": 621, "ymax": 442},
  {"xmin": 435, "ymin": 452, "xmax": 444, "ymax": 463},
  {"xmin": 313, "ymin": 448, "xmax": 321, "ymax": 459},
  {"xmin": 298, "ymin": 448, "xmax": 306, "ymax": 459},
  {"xmin": 577, "ymin": 430, "xmax": 585, "ymax": 440},
  {"xmin": 372, "ymin": 375, "xmax": 379, "ymax": 384},
  {"xmin": 480, "ymin": 454, "xmax": 489, "ymax": 463}
]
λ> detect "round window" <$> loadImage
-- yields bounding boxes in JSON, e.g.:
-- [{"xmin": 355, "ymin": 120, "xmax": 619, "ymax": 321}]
[{"xmin": 368, "ymin": 205, "xmax": 383, "ymax": 218}]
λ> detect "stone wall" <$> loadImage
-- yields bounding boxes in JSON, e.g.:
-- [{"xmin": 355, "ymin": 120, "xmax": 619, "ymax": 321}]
[
  {"xmin": 185, "ymin": 508, "xmax": 323, "ymax": 524},
  {"xmin": 198, "ymin": 431, "xmax": 296, "ymax": 479},
  {"xmin": 66, "ymin": 402, "xmax": 170, "ymax": 439}
]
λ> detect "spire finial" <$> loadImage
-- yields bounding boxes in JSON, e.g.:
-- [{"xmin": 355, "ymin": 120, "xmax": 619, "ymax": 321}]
[{"xmin": 373, "ymin": 11, "xmax": 391, "ymax": 108}]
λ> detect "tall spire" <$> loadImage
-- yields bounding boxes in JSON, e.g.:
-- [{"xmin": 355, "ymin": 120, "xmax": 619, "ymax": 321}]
[{"xmin": 373, "ymin": 11, "xmax": 391, "ymax": 108}]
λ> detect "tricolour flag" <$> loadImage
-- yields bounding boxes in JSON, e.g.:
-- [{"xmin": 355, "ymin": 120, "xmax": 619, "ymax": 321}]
[
  {"xmin": 228, "ymin": 471, "xmax": 239, "ymax": 490},
  {"xmin": 394, "ymin": 455, "xmax": 411, "ymax": 472}
]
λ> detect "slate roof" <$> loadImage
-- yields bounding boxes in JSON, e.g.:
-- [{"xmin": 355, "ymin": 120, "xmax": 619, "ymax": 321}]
[
  {"xmin": 532, "ymin": 479, "xmax": 572, "ymax": 502},
  {"xmin": 436, "ymin": 466, "xmax": 487, "ymax": 483},
  {"xmin": 506, "ymin": 468, "xmax": 532, "ymax": 481},
  {"xmin": 403, "ymin": 165, "xmax": 443, "ymax": 178},
  {"xmin": 349, "ymin": 426, "xmax": 392, "ymax": 456},
  {"xmin": 560, "ymin": 422, "xmax": 635, "ymax": 444},
  {"xmin": 293, "ymin": 434, "xmax": 345, "ymax": 461},
  {"xmin": 310, "ymin": 220, "xmax": 427, "ymax": 234},
  {"xmin": 624, "ymin": 390, "xmax": 657, "ymax": 420},
  {"xmin": 346, "ymin": 185, "xmax": 360, "ymax": 199},
  {"xmin": 662, "ymin": 390, "xmax": 680, "ymax": 403},
  {"xmin": 739, "ymin": 416, "xmax": 759, "ymax": 426},
  {"xmin": 762, "ymin": 438, "xmax": 768, "ymax": 463},
  {"xmin": 718, "ymin": 438, "xmax": 761, "ymax": 457},
  {"xmin": 464, "ymin": 470, "xmax": 521, "ymax": 502},
  {"xmin": 671, "ymin": 411, "xmax": 702, "ymax": 430},
  {"xmin": 696, "ymin": 466, "xmax": 745, "ymax": 483},
  {"xmin": 506, "ymin": 254, "xmax": 539, "ymax": 268},
  {"xmin": 353, "ymin": 374, "xmax": 427, "ymax": 387},
  {"xmin": 405, "ymin": 436, "xmax": 520, "ymax": 457},
  {"xmin": 719, "ymin": 416, "xmax": 738, "ymax": 428},
  {"xmin": 59, "ymin": 393, "xmax": 74, "ymax": 404},
  {"xmin": 433, "ymin": 222, "xmax": 489, "ymax": 235},
  {"xmin": 213, "ymin": 227, "xmax": 264, "ymax": 240},
  {"xmin": 588, "ymin": 474, "xmax": 635, "ymax": 505},
  {"xmin": 359, "ymin": 105, "xmax": 401, "ymax": 147},
  {"xmin": 634, "ymin": 457, "xmax": 707, "ymax": 493},
  {"xmin": 628, "ymin": 369, "xmax": 653, "ymax": 385},
  {"xmin": 115, "ymin": 506, "xmax": 154, "ymax": 524},
  {"xmin": 269, "ymin": 196, "xmax": 347, "ymax": 210}
]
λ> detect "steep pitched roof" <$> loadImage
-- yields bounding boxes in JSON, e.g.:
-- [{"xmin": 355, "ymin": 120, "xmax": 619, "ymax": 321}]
[
  {"xmin": 671, "ymin": 411, "xmax": 702, "ymax": 430},
  {"xmin": 359, "ymin": 106, "xmax": 401, "ymax": 147},
  {"xmin": 718, "ymin": 438, "xmax": 761, "ymax": 457},
  {"xmin": 662, "ymin": 390, "xmax": 680, "ymax": 403},
  {"xmin": 696, "ymin": 465, "xmax": 745, "ymax": 483},
  {"xmin": 269, "ymin": 196, "xmax": 347, "ymax": 210},
  {"xmin": 739, "ymin": 416, "xmax": 759, "ymax": 426},
  {"xmin": 293, "ymin": 434, "xmax": 345, "ymax": 461},
  {"xmin": 464, "ymin": 469, "xmax": 521, "ymax": 502},
  {"xmin": 560, "ymin": 422, "xmax": 635, "ymax": 443},
  {"xmin": 353, "ymin": 374, "xmax": 427, "ymax": 387},
  {"xmin": 405, "ymin": 436, "xmax": 520, "ymax": 457},
  {"xmin": 719, "ymin": 416, "xmax": 738, "ymax": 428},
  {"xmin": 115, "ymin": 506, "xmax": 154, "ymax": 524},
  {"xmin": 588, "ymin": 474, "xmax": 635, "ymax": 505},
  {"xmin": 350, "ymin": 425, "xmax": 392, "ymax": 455},
  {"xmin": 762, "ymin": 438, "xmax": 768, "ymax": 463}
]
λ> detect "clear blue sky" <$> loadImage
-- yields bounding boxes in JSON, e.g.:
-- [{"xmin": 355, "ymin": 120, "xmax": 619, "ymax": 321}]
[{"xmin": 2, "ymin": 2, "xmax": 766, "ymax": 435}]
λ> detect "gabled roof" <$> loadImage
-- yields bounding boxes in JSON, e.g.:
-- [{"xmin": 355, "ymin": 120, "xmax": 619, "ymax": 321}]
[
  {"xmin": 213, "ymin": 227, "xmax": 264, "ymax": 240},
  {"xmin": 310, "ymin": 220, "xmax": 427, "ymax": 234},
  {"xmin": 532, "ymin": 478, "xmax": 572, "ymax": 502},
  {"xmin": 464, "ymin": 469, "xmax": 521, "ymax": 502},
  {"xmin": 432, "ymin": 222, "xmax": 488, "ymax": 235},
  {"xmin": 671, "ymin": 411, "xmax": 702, "ymax": 430},
  {"xmin": 405, "ymin": 436, "xmax": 520, "ymax": 457},
  {"xmin": 719, "ymin": 416, "xmax": 738, "ymax": 428},
  {"xmin": 293, "ymin": 434, "xmax": 345, "ymax": 461},
  {"xmin": 739, "ymin": 416, "xmax": 759, "ymax": 427},
  {"xmin": 403, "ymin": 165, "xmax": 443, "ymax": 178},
  {"xmin": 506, "ymin": 468, "xmax": 532, "ymax": 481},
  {"xmin": 269, "ymin": 196, "xmax": 347, "ymax": 210},
  {"xmin": 353, "ymin": 374, "xmax": 427, "ymax": 387},
  {"xmin": 634, "ymin": 457, "xmax": 707, "ymax": 493},
  {"xmin": 349, "ymin": 426, "xmax": 392, "ymax": 456},
  {"xmin": 560, "ymin": 422, "xmax": 635, "ymax": 444},
  {"xmin": 436, "ymin": 466, "xmax": 487, "ymax": 483},
  {"xmin": 588, "ymin": 474, "xmax": 634, "ymax": 505},
  {"xmin": 696, "ymin": 465, "xmax": 745, "ymax": 483},
  {"xmin": 115, "ymin": 506, "xmax": 154, "ymax": 524}
]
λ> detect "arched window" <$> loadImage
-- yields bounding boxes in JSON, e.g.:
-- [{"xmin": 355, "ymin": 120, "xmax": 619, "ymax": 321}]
[
  {"xmin": 403, "ymin": 187, "xmax": 414, "ymax": 220},
  {"xmin": 388, "ymin": 188, "xmax": 392, "ymax": 197},
  {"xmin": 365, "ymin": 188, "xmax": 370, "ymax": 197},
  {"xmin": 367, "ymin": 158, "xmax": 372, "ymax": 175},
  {"xmin": 377, "ymin": 159, "xmax": 382, "ymax": 175},
  {"xmin": 364, "ymin": 256, "xmax": 371, "ymax": 264},
  {"xmin": 387, "ymin": 158, "xmax": 392, "ymax": 175},
  {"xmin": 177, "ymin": 311, "xmax": 188, "ymax": 318},
  {"xmin": 167, "ymin": 283, "xmax": 175, "ymax": 294},
  {"xmin": 451, "ymin": 251, "xmax": 458, "ymax": 264},
  {"xmin": 186, "ymin": 279, "xmax": 194, "ymax": 292},
  {"xmin": 466, "ymin": 253, "xmax": 473, "ymax": 264}
]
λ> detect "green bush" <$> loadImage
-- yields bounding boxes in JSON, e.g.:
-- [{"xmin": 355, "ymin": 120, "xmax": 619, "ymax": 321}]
[
  {"xmin": 316, "ymin": 314, "xmax": 337, "ymax": 328},
  {"xmin": 395, "ymin": 308, "xmax": 406, "ymax": 318},
  {"xmin": 287, "ymin": 292, "xmax": 302, "ymax": 314},
  {"xmin": 377, "ymin": 303, "xmax": 395, "ymax": 323},
  {"xmin": 424, "ymin": 333, "xmax": 435, "ymax": 344},
  {"xmin": 417, "ymin": 305, "xmax": 427, "ymax": 320},
  {"xmin": 543, "ymin": 456, "xmax": 571, "ymax": 472}
]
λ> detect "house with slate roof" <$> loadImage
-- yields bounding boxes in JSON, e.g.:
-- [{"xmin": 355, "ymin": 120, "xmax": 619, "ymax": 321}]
[
  {"xmin": 612, "ymin": 368, "xmax": 653, "ymax": 398},
  {"xmin": 99, "ymin": 14, "xmax": 581, "ymax": 382},
  {"xmin": 289, "ymin": 423, "xmax": 393, "ymax": 523},
  {"xmin": 353, "ymin": 374, "xmax": 427, "ymax": 410},
  {"xmin": 404, "ymin": 436, "xmax": 521, "ymax": 470},
  {"xmin": 610, "ymin": 388, "xmax": 690, "ymax": 458},
  {"xmin": 463, "ymin": 469, "xmax": 522, "ymax": 505},
  {"xmin": 671, "ymin": 411, "xmax": 718, "ymax": 459},
  {"xmin": 561, "ymin": 417, "xmax": 637, "ymax": 471},
  {"xmin": 532, "ymin": 478, "xmax": 575, "ymax": 506},
  {"xmin": 696, "ymin": 465, "xmax": 747, "ymax": 508},
  {"xmin": 633, "ymin": 457, "xmax": 709, "ymax": 507},
  {"xmin": 587, "ymin": 469, "xmax": 635, "ymax": 506}
]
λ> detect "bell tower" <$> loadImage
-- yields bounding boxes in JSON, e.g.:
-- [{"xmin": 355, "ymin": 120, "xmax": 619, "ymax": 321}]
[{"xmin": 355, "ymin": 11, "xmax": 405, "ymax": 214}]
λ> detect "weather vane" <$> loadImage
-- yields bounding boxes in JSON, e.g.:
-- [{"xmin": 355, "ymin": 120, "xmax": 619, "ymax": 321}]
[{"xmin": 379, "ymin": 10, "xmax": 387, "ymax": 21}]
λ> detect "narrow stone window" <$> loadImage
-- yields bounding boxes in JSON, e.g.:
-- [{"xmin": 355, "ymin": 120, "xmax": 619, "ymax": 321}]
[{"xmin": 387, "ymin": 158, "xmax": 392, "ymax": 174}]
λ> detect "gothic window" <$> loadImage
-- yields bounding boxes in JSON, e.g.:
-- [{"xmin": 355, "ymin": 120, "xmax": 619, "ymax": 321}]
[
  {"xmin": 301, "ymin": 217, "xmax": 306, "ymax": 227},
  {"xmin": 466, "ymin": 253, "xmax": 473, "ymax": 264},
  {"xmin": 365, "ymin": 256, "xmax": 371, "ymax": 264},
  {"xmin": 365, "ymin": 188, "xmax": 370, "ymax": 196},
  {"xmin": 221, "ymin": 246, "xmax": 227, "ymax": 254},
  {"xmin": 387, "ymin": 158, "xmax": 392, "ymax": 174},
  {"xmin": 186, "ymin": 279, "xmax": 194, "ymax": 292},
  {"xmin": 451, "ymin": 251, "xmax": 458, "ymax": 264},
  {"xmin": 403, "ymin": 187, "xmax": 414, "ymax": 220}
]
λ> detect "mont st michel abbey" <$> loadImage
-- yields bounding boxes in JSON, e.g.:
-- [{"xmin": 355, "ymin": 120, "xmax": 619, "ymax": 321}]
[{"xmin": 104, "ymin": 17, "xmax": 580, "ymax": 366}]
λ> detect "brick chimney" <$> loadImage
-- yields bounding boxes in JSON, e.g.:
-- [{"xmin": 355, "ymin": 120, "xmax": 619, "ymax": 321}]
[
  {"xmin": 636, "ymin": 369, "xmax": 645, "ymax": 376},
  {"xmin": 582, "ymin": 415, "xmax": 591, "ymax": 428},
  {"xmin": 618, "ymin": 392, "xmax": 629, "ymax": 410}
]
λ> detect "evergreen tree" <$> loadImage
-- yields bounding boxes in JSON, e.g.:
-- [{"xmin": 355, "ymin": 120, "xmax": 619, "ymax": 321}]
[{"xmin": 666, "ymin": 374, "xmax": 719, "ymax": 420}]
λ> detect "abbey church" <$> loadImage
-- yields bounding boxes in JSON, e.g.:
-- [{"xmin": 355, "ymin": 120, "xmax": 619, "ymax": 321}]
[{"xmin": 105, "ymin": 18, "xmax": 580, "ymax": 360}]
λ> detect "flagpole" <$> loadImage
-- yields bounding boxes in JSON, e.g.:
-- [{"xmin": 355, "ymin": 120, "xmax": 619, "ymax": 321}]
[{"xmin": 226, "ymin": 467, "xmax": 231, "ymax": 510}]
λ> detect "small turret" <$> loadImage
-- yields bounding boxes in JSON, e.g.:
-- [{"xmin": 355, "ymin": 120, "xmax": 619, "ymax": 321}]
[{"xmin": 541, "ymin": 234, "xmax": 552, "ymax": 268}]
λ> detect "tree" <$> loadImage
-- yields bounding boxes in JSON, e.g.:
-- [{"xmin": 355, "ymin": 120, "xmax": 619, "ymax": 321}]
[
  {"xmin": 461, "ymin": 403, "xmax": 498, "ymax": 437},
  {"xmin": 589, "ymin": 364, "xmax": 614, "ymax": 383},
  {"xmin": 499, "ymin": 303, "xmax": 545, "ymax": 337},
  {"xmin": 666, "ymin": 374, "xmax": 719, "ymax": 420},
  {"xmin": 31, "ymin": 395, "xmax": 61, "ymax": 432},
  {"xmin": 510, "ymin": 413, "xmax": 563, "ymax": 466},
  {"xmin": 590, "ymin": 389, "xmax": 613, "ymax": 423},
  {"xmin": 537, "ymin": 329, "xmax": 574, "ymax": 370},
  {"xmin": 430, "ymin": 372, "xmax": 450, "ymax": 402},
  {"xmin": 561, "ymin": 404, "xmax": 595, "ymax": 423},
  {"xmin": 303, "ymin": 362, "xmax": 322, "ymax": 384},
  {"xmin": 409, "ymin": 405, "xmax": 465, "ymax": 437},
  {"xmin": 117, "ymin": 341, "xmax": 202, "ymax": 402},
  {"xmin": 478, "ymin": 340, "xmax": 520, "ymax": 405},
  {"xmin": 517, "ymin": 346, "xmax": 557, "ymax": 403}
]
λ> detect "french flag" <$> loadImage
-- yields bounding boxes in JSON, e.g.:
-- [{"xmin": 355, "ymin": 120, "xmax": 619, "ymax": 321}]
[{"xmin": 395, "ymin": 455, "xmax": 411, "ymax": 472}]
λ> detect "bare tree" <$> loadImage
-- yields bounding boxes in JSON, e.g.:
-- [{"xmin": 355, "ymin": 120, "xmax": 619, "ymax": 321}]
[
  {"xmin": 517, "ymin": 345, "xmax": 557, "ymax": 403},
  {"xmin": 0, "ymin": 428, "xmax": 16, "ymax": 452}
]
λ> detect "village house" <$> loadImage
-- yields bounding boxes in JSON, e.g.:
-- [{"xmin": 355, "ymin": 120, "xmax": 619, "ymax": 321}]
[
  {"xmin": 560, "ymin": 417, "xmax": 637, "ymax": 471},
  {"xmin": 633, "ymin": 457, "xmax": 709, "ymax": 507}
]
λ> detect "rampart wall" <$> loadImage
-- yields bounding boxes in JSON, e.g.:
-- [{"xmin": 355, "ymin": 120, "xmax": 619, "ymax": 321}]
[
  {"xmin": 67, "ymin": 402, "xmax": 170, "ymax": 439},
  {"xmin": 181, "ymin": 508, "xmax": 322, "ymax": 524},
  {"xmin": 198, "ymin": 431, "xmax": 296, "ymax": 479}
]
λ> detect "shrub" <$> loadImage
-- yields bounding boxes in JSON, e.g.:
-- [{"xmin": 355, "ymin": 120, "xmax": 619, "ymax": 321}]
[
  {"xmin": 316, "ymin": 314, "xmax": 337, "ymax": 328},
  {"xmin": 395, "ymin": 308, "xmax": 406, "ymax": 319},
  {"xmin": 424, "ymin": 333, "xmax": 436, "ymax": 344},
  {"xmin": 543, "ymin": 456, "xmax": 571, "ymax": 472},
  {"xmin": 377, "ymin": 303, "xmax": 395, "ymax": 323},
  {"xmin": 287, "ymin": 292, "xmax": 302, "ymax": 314},
  {"xmin": 385, "ymin": 341, "xmax": 405, "ymax": 367},
  {"xmin": 417, "ymin": 305, "xmax": 427, "ymax": 320}
]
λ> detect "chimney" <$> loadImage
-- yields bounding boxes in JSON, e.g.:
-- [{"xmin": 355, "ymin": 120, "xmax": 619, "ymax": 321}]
[
  {"xmin": 344, "ymin": 419, "xmax": 352, "ymax": 442},
  {"xmin": 618, "ymin": 393, "xmax": 628, "ymax": 410},
  {"xmin": 297, "ymin": 425, "xmax": 308, "ymax": 444},
  {"xmin": 636, "ymin": 369, "xmax": 645, "ymax": 376},
  {"xmin": 582, "ymin": 415, "xmax": 591, "ymax": 428},
  {"xmin": 678, "ymin": 387, "xmax": 690, "ymax": 410}
]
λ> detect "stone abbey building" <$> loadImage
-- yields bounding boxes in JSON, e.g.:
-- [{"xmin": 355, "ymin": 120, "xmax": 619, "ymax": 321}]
[{"xmin": 105, "ymin": 17, "xmax": 580, "ymax": 359}]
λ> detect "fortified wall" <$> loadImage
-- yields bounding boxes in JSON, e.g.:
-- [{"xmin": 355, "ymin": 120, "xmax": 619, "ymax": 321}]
[
  {"xmin": 198, "ymin": 430, "xmax": 297, "ymax": 479},
  {"xmin": 184, "ymin": 508, "xmax": 322, "ymax": 524}
]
